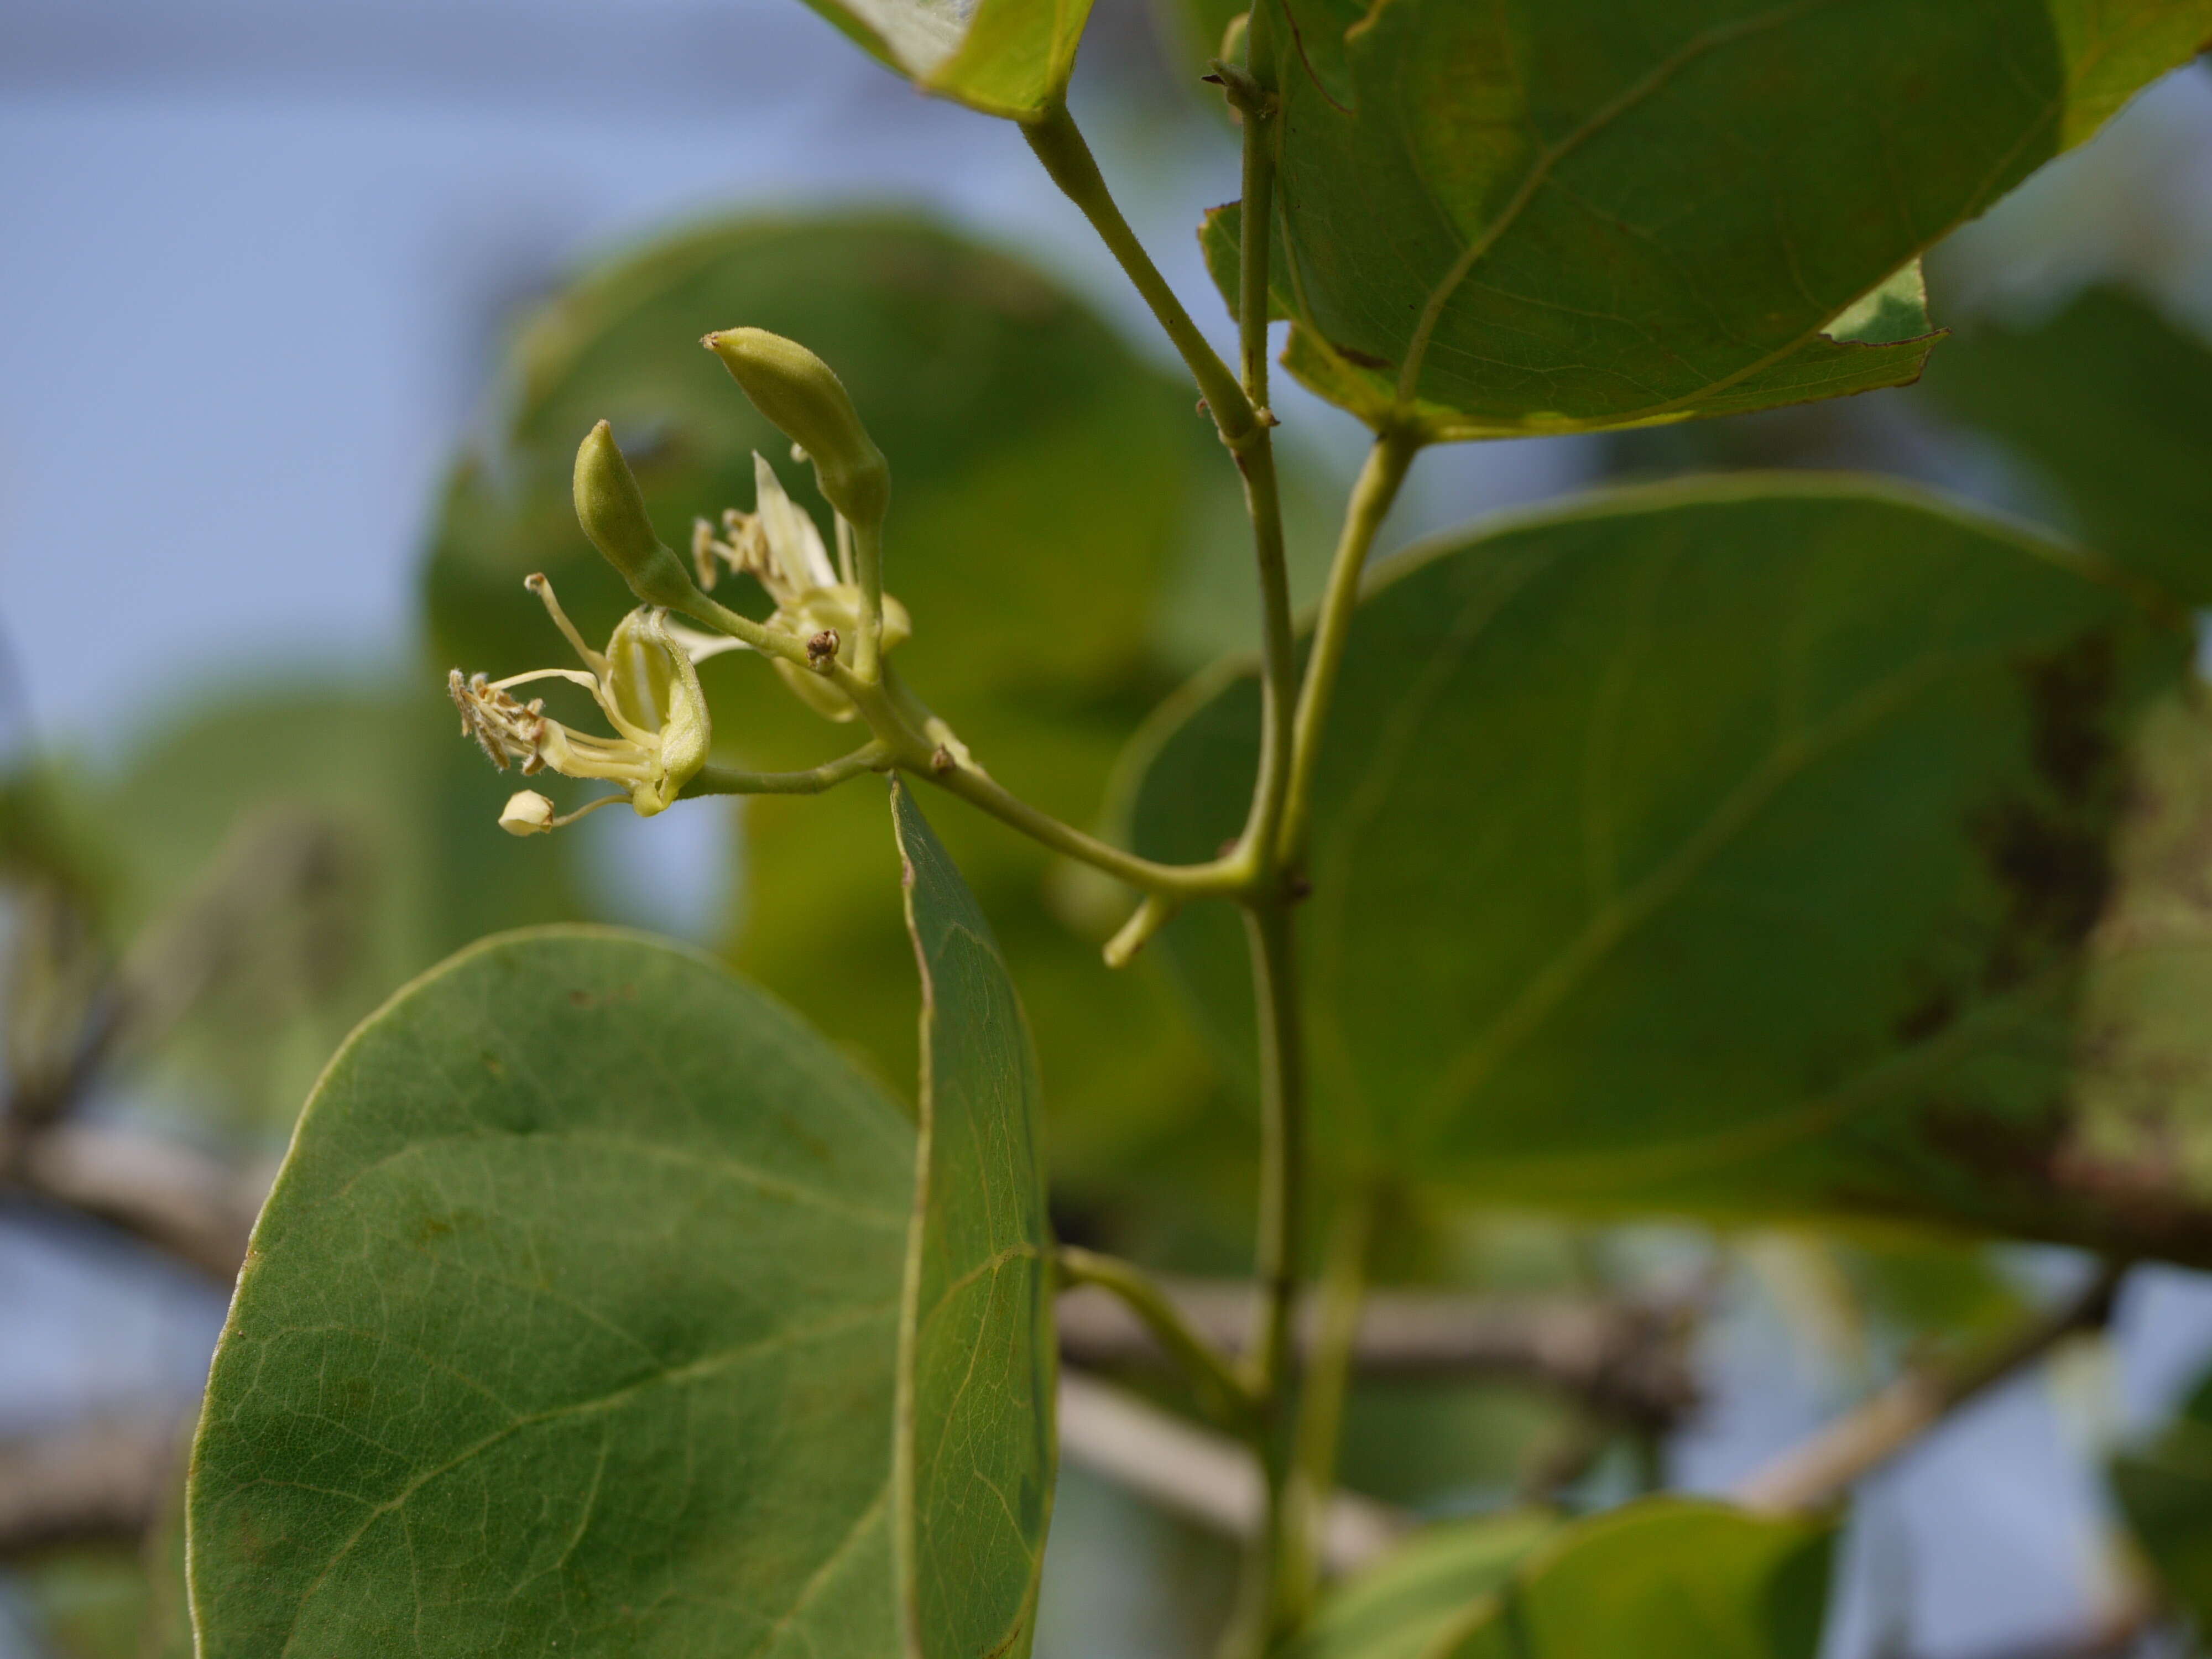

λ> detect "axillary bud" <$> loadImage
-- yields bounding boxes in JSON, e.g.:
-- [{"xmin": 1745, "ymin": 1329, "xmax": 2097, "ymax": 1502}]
[
  {"xmin": 573, "ymin": 420, "xmax": 695, "ymax": 608},
  {"xmin": 703, "ymin": 329, "xmax": 890, "ymax": 530}
]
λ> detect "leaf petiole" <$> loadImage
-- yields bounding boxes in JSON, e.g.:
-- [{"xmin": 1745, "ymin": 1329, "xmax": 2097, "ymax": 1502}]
[{"xmin": 1058, "ymin": 1245, "xmax": 1264, "ymax": 1435}]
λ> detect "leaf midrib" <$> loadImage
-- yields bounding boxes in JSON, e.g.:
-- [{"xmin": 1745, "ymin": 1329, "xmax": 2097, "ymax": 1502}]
[
  {"xmin": 1404, "ymin": 644, "xmax": 1960, "ymax": 1141},
  {"xmin": 1391, "ymin": 0, "xmax": 1834, "ymax": 406}
]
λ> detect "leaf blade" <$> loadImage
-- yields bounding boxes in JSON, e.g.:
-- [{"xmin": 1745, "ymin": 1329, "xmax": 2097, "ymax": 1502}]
[
  {"xmin": 1440, "ymin": 1499, "xmax": 1833, "ymax": 1659},
  {"xmin": 1244, "ymin": 0, "xmax": 2212, "ymax": 436},
  {"xmin": 891, "ymin": 780, "xmax": 1058, "ymax": 1659},
  {"xmin": 1125, "ymin": 476, "xmax": 2212, "ymax": 1251},
  {"xmin": 1287, "ymin": 1511, "xmax": 1557, "ymax": 1659},
  {"xmin": 187, "ymin": 927, "xmax": 914, "ymax": 1656}
]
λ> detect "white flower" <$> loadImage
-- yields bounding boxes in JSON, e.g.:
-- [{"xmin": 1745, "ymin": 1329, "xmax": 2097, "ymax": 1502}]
[
  {"xmin": 684, "ymin": 452, "xmax": 911, "ymax": 721},
  {"xmin": 450, "ymin": 573, "xmax": 711, "ymax": 829}
]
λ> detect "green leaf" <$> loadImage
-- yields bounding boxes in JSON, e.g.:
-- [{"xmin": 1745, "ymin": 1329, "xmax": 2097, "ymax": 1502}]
[
  {"xmin": 2114, "ymin": 1368, "xmax": 2212, "ymax": 1628},
  {"xmin": 1200, "ymin": 203, "xmax": 1288, "ymax": 326},
  {"xmin": 1439, "ymin": 1499, "xmax": 1833, "ymax": 1659},
  {"xmin": 794, "ymin": 0, "xmax": 1092, "ymax": 118},
  {"xmin": 1230, "ymin": 0, "xmax": 2211, "ymax": 439},
  {"xmin": 188, "ymin": 928, "xmax": 916, "ymax": 1655},
  {"xmin": 890, "ymin": 781, "xmax": 1057, "ymax": 1659},
  {"xmin": 1923, "ymin": 286, "xmax": 2212, "ymax": 607},
  {"xmin": 424, "ymin": 212, "xmax": 1229, "ymax": 1208},
  {"xmin": 1287, "ymin": 1510, "xmax": 1556, "ymax": 1659},
  {"xmin": 189, "ymin": 792, "xmax": 1060, "ymax": 1656},
  {"xmin": 1124, "ymin": 476, "xmax": 2212, "ymax": 1251}
]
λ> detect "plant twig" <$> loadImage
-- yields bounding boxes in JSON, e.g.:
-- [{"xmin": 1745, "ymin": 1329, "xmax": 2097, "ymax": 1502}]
[
  {"xmin": 0, "ymin": 1413, "xmax": 191, "ymax": 1556},
  {"xmin": 1055, "ymin": 1276, "xmax": 1699, "ymax": 1427},
  {"xmin": 1018, "ymin": 103, "xmax": 1258, "ymax": 447},
  {"xmin": 919, "ymin": 757, "xmax": 1248, "ymax": 900},
  {"xmin": 1733, "ymin": 1260, "xmax": 2126, "ymax": 1514},
  {"xmin": 1276, "ymin": 430, "xmax": 1418, "ymax": 867},
  {"xmin": 1226, "ymin": 900, "xmax": 1310, "ymax": 1656},
  {"xmin": 683, "ymin": 743, "xmax": 889, "ymax": 798},
  {"xmin": 1282, "ymin": 1186, "xmax": 1374, "ymax": 1623},
  {"xmin": 4, "ymin": 1121, "xmax": 265, "ymax": 1280},
  {"xmin": 1059, "ymin": 1246, "xmax": 1260, "ymax": 1432},
  {"xmin": 1217, "ymin": 30, "xmax": 1297, "ymax": 890},
  {"xmin": 1057, "ymin": 1369, "xmax": 1411, "ymax": 1576}
]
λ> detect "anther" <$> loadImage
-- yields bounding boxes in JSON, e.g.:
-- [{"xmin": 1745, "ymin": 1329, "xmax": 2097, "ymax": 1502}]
[
  {"xmin": 807, "ymin": 629, "xmax": 840, "ymax": 672},
  {"xmin": 931, "ymin": 745, "xmax": 957, "ymax": 775}
]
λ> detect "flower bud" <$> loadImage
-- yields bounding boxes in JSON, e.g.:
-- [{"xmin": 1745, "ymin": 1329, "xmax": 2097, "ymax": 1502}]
[
  {"xmin": 572, "ymin": 421, "xmax": 695, "ymax": 608},
  {"xmin": 499, "ymin": 791, "xmax": 557, "ymax": 836},
  {"xmin": 703, "ymin": 329, "xmax": 890, "ymax": 529}
]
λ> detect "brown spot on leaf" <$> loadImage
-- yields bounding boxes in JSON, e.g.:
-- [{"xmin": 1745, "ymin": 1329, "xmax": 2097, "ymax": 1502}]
[
  {"xmin": 567, "ymin": 983, "xmax": 639, "ymax": 1009},
  {"xmin": 1331, "ymin": 341, "xmax": 1392, "ymax": 372},
  {"xmin": 1967, "ymin": 800, "xmax": 2110, "ymax": 988},
  {"xmin": 2020, "ymin": 630, "xmax": 2117, "ymax": 804},
  {"xmin": 1893, "ymin": 987, "xmax": 1957, "ymax": 1046},
  {"xmin": 1961, "ymin": 630, "xmax": 2127, "ymax": 990}
]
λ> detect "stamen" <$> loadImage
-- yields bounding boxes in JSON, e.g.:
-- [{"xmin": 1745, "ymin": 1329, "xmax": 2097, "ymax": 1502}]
[
  {"xmin": 489, "ymin": 667, "xmax": 599, "ymax": 694},
  {"xmin": 524, "ymin": 573, "xmax": 606, "ymax": 674},
  {"xmin": 691, "ymin": 519, "xmax": 720, "ymax": 590}
]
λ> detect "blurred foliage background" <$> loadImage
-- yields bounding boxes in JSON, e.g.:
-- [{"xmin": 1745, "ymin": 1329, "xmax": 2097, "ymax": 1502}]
[{"xmin": 6, "ymin": 3, "xmax": 2212, "ymax": 1654}]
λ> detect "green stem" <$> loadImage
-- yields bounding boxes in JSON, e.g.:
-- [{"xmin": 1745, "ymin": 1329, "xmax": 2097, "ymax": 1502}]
[
  {"xmin": 1280, "ymin": 1186, "xmax": 1373, "ymax": 1625},
  {"xmin": 670, "ymin": 588, "xmax": 814, "ymax": 671},
  {"xmin": 667, "ymin": 606, "xmax": 1241, "ymax": 898},
  {"xmin": 682, "ymin": 744, "xmax": 888, "ymax": 797},
  {"xmin": 1734, "ymin": 1258, "xmax": 2126, "ymax": 1515},
  {"xmin": 922, "ymin": 760, "xmax": 1247, "ymax": 901},
  {"xmin": 1058, "ymin": 1245, "xmax": 1261, "ymax": 1434},
  {"xmin": 1221, "ymin": 900, "xmax": 1308, "ymax": 1659},
  {"xmin": 849, "ymin": 518, "xmax": 885, "ymax": 682},
  {"xmin": 853, "ymin": 671, "xmax": 1248, "ymax": 900},
  {"xmin": 1235, "ymin": 419, "xmax": 1297, "ymax": 883},
  {"xmin": 1020, "ymin": 102, "xmax": 1258, "ymax": 446},
  {"xmin": 1275, "ymin": 432, "xmax": 1418, "ymax": 868},
  {"xmin": 1219, "ymin": 23, "xmax": 1295, "ymax": 879}
]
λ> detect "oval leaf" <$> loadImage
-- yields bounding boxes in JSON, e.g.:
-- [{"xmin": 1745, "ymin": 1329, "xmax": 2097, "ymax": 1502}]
[
  {"xmin": 187, "ymin": 927, "xmax": 915, "ymax": 1654},
  {"xmin": 892, "ymin": 781, "xmax": 1057, "ymax": 1659},
  {"xmin": 1232, "ymin": 0, "xmax": 2211, "ymax": 437},
  {"xmin": 1287, "ymin": 1510, "xmax": 1556, "ymax": 1659},
  {"xmin": 1439, "ymin": 1499, "xmax": 1833, "ymax": 1659},
  {"xmin": 1125, "ymin": 477, "xmax": 2212, "ymax": 1253}
]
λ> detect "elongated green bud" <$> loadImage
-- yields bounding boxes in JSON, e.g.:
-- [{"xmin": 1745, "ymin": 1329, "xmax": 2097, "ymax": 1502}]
[
  {"xmin": 573, "ymin": 421, "xmax": 693, "ymax": 608},
  {"xmin": 703, "ymin": 329, "xmax": 890, "ymax": 529}
]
